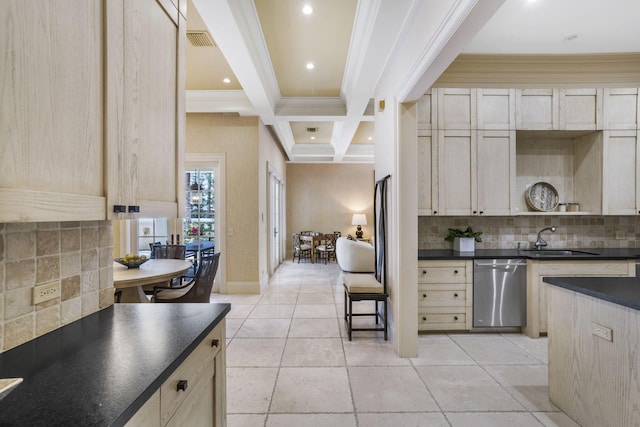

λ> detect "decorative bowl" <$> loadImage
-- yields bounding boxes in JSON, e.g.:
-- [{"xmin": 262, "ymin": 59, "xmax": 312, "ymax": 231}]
[
  {"xmin": 525, "ymin": 181, "xmax": 559, "ymax": 212},
  {"xmin": 114, "ymin": 256, "xmax": 148, "ymax": 269}
]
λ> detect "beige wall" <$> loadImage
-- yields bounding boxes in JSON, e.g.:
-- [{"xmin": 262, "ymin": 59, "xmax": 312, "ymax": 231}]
[
  {"xmin": 187, "ymin": 113, "xmax": 287, "ymax": 292},
  {"xmin": 0, "ymin": 221, "xmax": 113, "ymax": 352},
  {"xmin": 258, "ymin": 122, "xmax": 286, "ymax": 286},
  {"xmin": 286, "ymin": 163, "xmax": 374, "ymax": 257}
]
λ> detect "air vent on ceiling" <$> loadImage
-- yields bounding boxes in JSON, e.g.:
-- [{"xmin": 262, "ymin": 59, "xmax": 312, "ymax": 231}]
[
  {"xmin": 187, "ymin": 31, "xmax": 216, "ymax": 47},
  {"xmin": 306, "ymin": 127, "xmax": 318, "ymax": 133}
]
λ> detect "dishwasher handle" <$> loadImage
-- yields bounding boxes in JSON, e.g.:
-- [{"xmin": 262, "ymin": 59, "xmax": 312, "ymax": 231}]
[{"xmin": 474, "ymin": 260, "xmax": 527, "ymax": 267}]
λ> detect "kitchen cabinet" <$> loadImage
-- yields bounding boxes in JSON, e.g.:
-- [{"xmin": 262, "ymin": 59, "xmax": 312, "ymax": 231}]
[
  {"xmin": 106, "ymin": 0, "xmax": 186, "ymax": 219},
  {"xmin": 603, "ymin": 129, "xmax": 640, "ymax": 215},
  {"xmin": 0, "ymin": 0, "xmax": 185, "ymax": 223},
  {"xmin": 476, "ymin": 130, "xmax": 515, "ymax": 215},
  {"xmin": 476, "ymin": 89, "xmax": 515, "ymax": 130},
  {"xmin": 417, "ymin": 133, "xmax": 438, "ymax": 215},
  {"xmin": 603, "ymin": 88, "xmax": 639, "ymax": 130},
  {"xmin": 436, "ymin": 88, "xmax": 476, "ymax": 130},
  {"xmin": 437, "ymin": 130, "xmax": 475, "ymax": 215},
  {"xmin": 516, "ymin": 88, "xmax": 602, "ymax": 131},
  {"xmin": 418, "ymin": 260, "xmax": 472, "ymax": 331},
  {"xmin": 126, "ymin": 320, "xmax": 226, "ymax": 427},
  {"xmin": 523, "ymin": 260, "xmax": 635, "ymax": 338}
]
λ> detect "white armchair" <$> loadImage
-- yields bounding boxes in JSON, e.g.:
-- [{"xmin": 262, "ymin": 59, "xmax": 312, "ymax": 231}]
[{"xmin": 335, "ymin": 237, "xmax": 375, "ymax": 273}]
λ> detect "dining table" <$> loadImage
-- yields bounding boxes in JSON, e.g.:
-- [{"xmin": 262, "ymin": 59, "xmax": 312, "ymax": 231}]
[{"xmin": 113, "ymin": 259, "xmax": 193, "ymax": 303}]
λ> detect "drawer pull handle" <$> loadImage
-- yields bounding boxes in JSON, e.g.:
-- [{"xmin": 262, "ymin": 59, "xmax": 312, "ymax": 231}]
[
  {"xmin": 177, "ymin": 380, "xmax": 188, "ymax": 392},
  {"xmin": 211, "ymin": 339, "xmax": 219, "ymax": 348},
  {"xmin": 422, "ymin": 316, "xmax": 427, "ymax": 321},
  {"xmin": 422, "ymin": 294, "xmax": 427, "ymax": 298},
  {"xmin": 454, "ymin": 316, "xmax": 459, "ymax": 321},
  {"xmin": 454, "ymin": 293, "xmax": 458, "ymax": 297}
]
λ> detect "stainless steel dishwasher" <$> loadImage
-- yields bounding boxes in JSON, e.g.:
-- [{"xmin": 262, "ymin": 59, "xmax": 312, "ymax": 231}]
[{"xmin": 473, "ymin": 259, "xmax": 527, "ymax": 327}]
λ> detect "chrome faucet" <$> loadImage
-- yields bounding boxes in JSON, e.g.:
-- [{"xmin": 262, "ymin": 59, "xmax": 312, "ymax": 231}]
[{"xmin": 535, "ymin": 226, "xmax": 556, "ymax": 250}]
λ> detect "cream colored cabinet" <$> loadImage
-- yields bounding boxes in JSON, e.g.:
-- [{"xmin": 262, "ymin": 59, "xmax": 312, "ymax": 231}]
[
  {"xmin": 476, "ymin": 130, "xmax": 515, "ymax": 215},
  {"xmin": 603, "ymin": 88, "xmax": 639, "ymax": 130},
  {"xmin": 437, "ymin": 130, "xmax": 475, "ymax": 215},
  {"xmin": 476, "ymin": 89, "xmax": 515, "ymax": 130},
  {"xmin": 523, "ymin": 261, "xmax": 635, "ymax": 338},
  {"xmin": 603, "ymin": 129, "xmax": 640, "ymax": 215},
  {"xmin": 417, "ymin": 133, "xmax": 438, "ymax": 215},
  {"xmin": 436, "ymin": 88, "xmax": 476, "ymax": 130},
  {"xmin": 0, "ymin": 0, "xmax": 184, "ymax": 223},
  {"xmin": 516, "ymin": 88, "xmax": 602, "ymax": 131},
  {"xmin": 418, "ymin": 260, "xmax": 472, "ymax": 331},
  {"xmin": 106, "ymin": 0, "xmax": 186, "ymax": 219},
  {"xmin": 126, "ymin": 320, "xmax": 226, "ymax": 427}
]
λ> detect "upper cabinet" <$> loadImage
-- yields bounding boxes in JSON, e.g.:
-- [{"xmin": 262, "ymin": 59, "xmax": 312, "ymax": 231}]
[
  {"xmin": 0, "ymin": 0, "xmax": 185, "ymax": 223},
  {"xmin": 418, "ymin": 87, "xmax": 639, "ymax": 216}
]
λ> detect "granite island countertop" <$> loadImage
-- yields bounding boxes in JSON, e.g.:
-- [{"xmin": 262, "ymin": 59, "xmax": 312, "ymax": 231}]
[
  {"xmin": 543, "ymin": 276, "xmax": 640, "ymax": 311},
  {"xmin": 418, "ymin": 248, "xmax": 640, "ymax": 261},
  {"xmin": 0, "ymin": 303, "xmax": 230, "ymax": 426}
]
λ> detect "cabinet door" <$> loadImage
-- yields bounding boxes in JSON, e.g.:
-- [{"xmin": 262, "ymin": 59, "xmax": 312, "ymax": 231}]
[
  {"xmin": 0, "ymin": 0, "xmax": 106, "ymax": 222},
  {"xmin": 438, "ymin": 130, "xmax": 475, "ymax": 216},
  {"xmin": 558, "ymin": 89, "xmax": 602, "ymax": 130},
  {"xmin": 417, "ymin": 91, "xmax": 435, "ymax": 134},
  {"xmin": 107, "ymin": 0, "xmax": 185, "ymax": 218},
  {"xmin": 166, "ymin": 361, "xmax": 215, "ymax": 427},
  {"xmin": 603, "ymin": 130, "xmax": 640, "ymax": 215},
  {"xmin": 417, "ymin": 133, "xmax": 439, "ymax": 215},
  {"xmin": 476, "ymin": 130, "xmax": 515, "ymax": 216},
  {"xmin": 436, "ymin": 88, "xmax": 476, "ymax": 130},
  {"xmin": 476, "ymin": 89, "xmax": 515, "ymax": 130},
  {"xmin": 516, "ymin": 89, "xmax": 558, "ymax": 130},
  {"xmin": 603, "ymin": 88, "xmax": 639, "ymax": 130}
]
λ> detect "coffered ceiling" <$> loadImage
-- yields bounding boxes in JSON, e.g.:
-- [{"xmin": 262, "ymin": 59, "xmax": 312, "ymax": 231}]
[{"xmin": 185, "ymin": 0, "xmax": 640, "ymax": 163}]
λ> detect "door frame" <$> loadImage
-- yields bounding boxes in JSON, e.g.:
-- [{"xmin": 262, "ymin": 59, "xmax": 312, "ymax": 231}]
[{"xmin": 267, "ymin": 163, "xmax": 285, "ymax": 276}]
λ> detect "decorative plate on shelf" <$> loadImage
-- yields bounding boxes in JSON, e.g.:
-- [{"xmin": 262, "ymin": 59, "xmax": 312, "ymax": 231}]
[{"xmin": 525, "ymin": 182, "xmax": 559, "ymax": 212}]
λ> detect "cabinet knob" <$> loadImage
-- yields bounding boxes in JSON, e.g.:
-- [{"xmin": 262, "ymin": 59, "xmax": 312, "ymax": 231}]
[
  {"xmin": 211, "ymin": 339, "xmax": 219, "ymax": 348},
  {"xmin": 454, "ymin": 293, "xmax": 458, "ymax": 297},
  {"xmin": 422, "ymin": 270, "xmax": 427, "ymax": 275},
  {"xmin": 422, "ymin": 293, "xmax": 427, "ymax": 298},
  {"xmin": 473, "ymin": 210, "xmax": 477, "ymax": 214},
  {"xmin": 454, "ymin": 270, "xmax": 458, "ymax": 274},
  {"xmin": 479, "ymin": 211, "xmax": 484, "ymax": 215},
  {"xmin": 422, "ymin": 316, "xmax": 427, "ymax": 321},
  {"xmin": 177, "ymin": 380, "xmax": 188, "ymax": 392},
  {"xmin": 454, "ymin": 316, "xmax": 459, "ymax": 321},
  {"xmin": 433, "ymin": 210, "xmax": 437, "ymax": 215}
]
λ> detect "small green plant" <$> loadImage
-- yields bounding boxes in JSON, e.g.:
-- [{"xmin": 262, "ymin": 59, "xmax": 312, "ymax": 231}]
[{"xmin": 444, "ymin": 226, "xmax": 483, "ymax": 242}]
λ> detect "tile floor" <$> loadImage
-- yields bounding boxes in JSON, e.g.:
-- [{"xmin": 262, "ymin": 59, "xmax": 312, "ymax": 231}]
[{"xmin": 210, "ymin": 260, "xmax": 581, "ymax": 427}]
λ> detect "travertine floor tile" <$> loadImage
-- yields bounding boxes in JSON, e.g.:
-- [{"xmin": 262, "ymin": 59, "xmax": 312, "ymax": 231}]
[
  {"xmin": 266, "ymin": 413, "xmax": 356, "ymax": 427},
  {"xmin": 357, "ymin": 412, "xmax": 449, "ymax": 427},
  {"xmin": 227, "ymin": 368, "xmax": 278, "ymax": 413},
  {"xmin": 281, "ymin": 338, "xmax": 345, "ymax": 367},
  {"xmin": 411, "ymin": 334, "xmax": 476, "ymax": 366},
  {"xmin": 235, "ymin": 318, "xmax": 291, "ymax": 338},
  {"xmin": 288, "ymin": 318, "xmax": 341, "ymax": 338},
  {"xmin": 484, "ymin": 364, "xmax": 558, "ymax": 411},
  {"xmin": 227, "ymin": 338, "xmax": 286, "ymax": 367},
  {"xmin": 450, "ymin": 334, "xmax": 541, "ymax": 365}
]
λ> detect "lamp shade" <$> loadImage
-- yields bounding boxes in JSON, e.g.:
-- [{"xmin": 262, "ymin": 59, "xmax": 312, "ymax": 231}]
[{"xmin": 351, "ymin": 213, "xmax": 367, "ymax": 226}]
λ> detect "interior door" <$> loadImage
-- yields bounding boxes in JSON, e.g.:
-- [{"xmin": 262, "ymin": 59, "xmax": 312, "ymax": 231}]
[{"xmin": 269, "ymin": 169, "xmax": 284, "ymax": 275}]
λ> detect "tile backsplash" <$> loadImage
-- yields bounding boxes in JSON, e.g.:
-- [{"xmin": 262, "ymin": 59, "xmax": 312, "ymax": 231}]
[
  {"xmin": 419, "ymin": 216, "xmax": 640, "ymax": 249},
  {"xmin": 1, "ymin": 221, "xmax": 114, "ymax": 352}
]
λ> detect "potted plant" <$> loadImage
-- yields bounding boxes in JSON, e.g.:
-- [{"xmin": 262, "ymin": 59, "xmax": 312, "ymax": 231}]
[{"xmin": 444, "ymin": 226, "xmax": 482, "ymax": 253}]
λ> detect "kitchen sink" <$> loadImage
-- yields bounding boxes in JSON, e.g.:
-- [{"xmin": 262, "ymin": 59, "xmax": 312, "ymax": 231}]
[{"xmin": 520, "ymin": 249, "xmax": 599, "ymax": 257}]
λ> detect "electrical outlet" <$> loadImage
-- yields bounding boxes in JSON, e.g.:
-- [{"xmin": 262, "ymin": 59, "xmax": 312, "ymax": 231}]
[
  {"xmin": 32, "ymin": 281, "xmax": 61, "ymax": 305},
  {"xmin": 592, "ymin": 322, "xmax": 613, "ymax": 341},
  {"xmin": 228, "ymin": 228, "xmax": 234, "ymax": 236}
]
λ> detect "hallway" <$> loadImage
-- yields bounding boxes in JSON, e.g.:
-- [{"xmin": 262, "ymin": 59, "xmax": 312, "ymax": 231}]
[{"xmin": 211, "ymin": 260, "xmax": 579, "ymax": 427}]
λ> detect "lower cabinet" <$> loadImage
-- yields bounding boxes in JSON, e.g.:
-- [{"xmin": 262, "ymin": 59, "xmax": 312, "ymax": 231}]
[
  {"xmin": 524, "ymin": 261, "xmax": 635, "ymax": 338},
  {"xmin": 126, "ymin": 320, "xmax": 226, "ymax": 427},
  {"xmin": 418, "ymin": 260, "xmax": 472, "ymax": 331}
]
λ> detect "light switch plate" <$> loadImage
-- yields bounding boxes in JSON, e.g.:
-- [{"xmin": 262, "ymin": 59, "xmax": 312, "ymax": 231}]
[
  {"xmin": 592, "ymin": 322, "xmax": 613, "ymax": 341},
  {"xmin": 32, "ymin": 281, "xmax": 61, "ymax": 305}
]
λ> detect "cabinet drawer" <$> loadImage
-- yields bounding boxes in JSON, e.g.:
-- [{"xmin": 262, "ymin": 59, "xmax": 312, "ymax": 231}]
[
  {"xmin": 418, "ymin": 313, "xmax": 466, "ymax": 330},
  {"xmin": 418, "ymin": 267, "xmax": 466, "ymax": 284},
  {"xmin": 418, "ymin": 290, "xmax": 465, "ymax": 307},
  {"xmin": 419, "ymin": 282, "xmax": 465, "ymax": 291},
  {"xmin": 160, "ymin": 324, "xmax": 222, "ymax": 425}
]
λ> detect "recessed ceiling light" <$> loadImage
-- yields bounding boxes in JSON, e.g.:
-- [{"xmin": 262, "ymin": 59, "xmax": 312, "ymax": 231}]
[
  {"xmin": 310, "ymin": 136, "xmax": 315, "ymax": 140},
  {"xmin": 302, "ymin": 5, "xmax": 313, "ymax": 15},
  {"xmin": 368, "ymin": 137, "xmax": 373, "ymax": 141},
  {"xmin": 306, "ymin": 62, "xmax": 315, "ymax": 70},
  {"xmin": 223, "ymin": 77, "xmax": 231, "ymax": 83}
]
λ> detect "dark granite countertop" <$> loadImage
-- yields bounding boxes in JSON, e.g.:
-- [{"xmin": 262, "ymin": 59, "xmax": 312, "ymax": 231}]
[
  {"xmin": 418, "ymin": 248, "xmax": 640, "ymax": 261},
  {"xmin": 0, "ymin": 303, "xmax": 230, "ymax": 426},
  {"xmin": 543, "ymin": 276, "xmax": 640, "ymax": 311}
]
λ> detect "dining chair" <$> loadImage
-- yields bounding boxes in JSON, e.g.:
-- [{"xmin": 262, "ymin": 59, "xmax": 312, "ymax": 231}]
[
  {"xmin": 143, "ymin": 244, "xmax": 188, "ymax": 293},
  {"xmin": 292, "ymin": 233, "xmax": 312, "ymax": 263},
  {"xmin": 152, "ymin": 252, "xmax": 221, "ymax": 303},
  {"xmin": 315, "ymin": 233, "xmax": 336, "ymax": 264},
  {"xmin": 300, "ymin": 231, "xmax": 313, "ymax": 236}
]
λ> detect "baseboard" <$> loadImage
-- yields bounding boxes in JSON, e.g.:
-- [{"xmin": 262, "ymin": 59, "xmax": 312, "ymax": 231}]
[{"xmin": 226, "ymin": 281, "xmax": 260, "ymax": 294}]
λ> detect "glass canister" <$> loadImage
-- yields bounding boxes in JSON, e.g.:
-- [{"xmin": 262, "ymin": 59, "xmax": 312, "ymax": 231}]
[
  {"xmin": 567, "ymin": 203, "xmax": 579, "ymax": 212},
  {"xmin": 558, "ymin": 203, "xmax": 567, "ymax": 212}
]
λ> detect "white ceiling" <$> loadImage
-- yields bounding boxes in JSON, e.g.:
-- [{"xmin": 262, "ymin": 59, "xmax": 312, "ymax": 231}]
[{"xmin": 186, "ymin": 0, "xmax": 640, "ymax": 163}]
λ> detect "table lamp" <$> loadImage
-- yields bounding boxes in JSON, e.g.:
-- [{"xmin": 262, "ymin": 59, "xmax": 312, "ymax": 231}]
[{"xmin": 351, "ymin": 214, "xmax": 367, "ymax": 239}]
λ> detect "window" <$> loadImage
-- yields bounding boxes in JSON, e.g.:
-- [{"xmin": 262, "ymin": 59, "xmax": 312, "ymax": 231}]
[
  {"xmin": 185, "ymin": 168, "xmax": 215, "ymax": 243},
  {"xmin": 136, "ymin": 218, "xmax": 170, "ymax": 256}
]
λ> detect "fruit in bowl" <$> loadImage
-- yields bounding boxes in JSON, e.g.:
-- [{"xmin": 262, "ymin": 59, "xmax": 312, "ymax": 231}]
[{"xmin": 114, "ymin": 253, "xmax": 148, "ymax": 268}]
